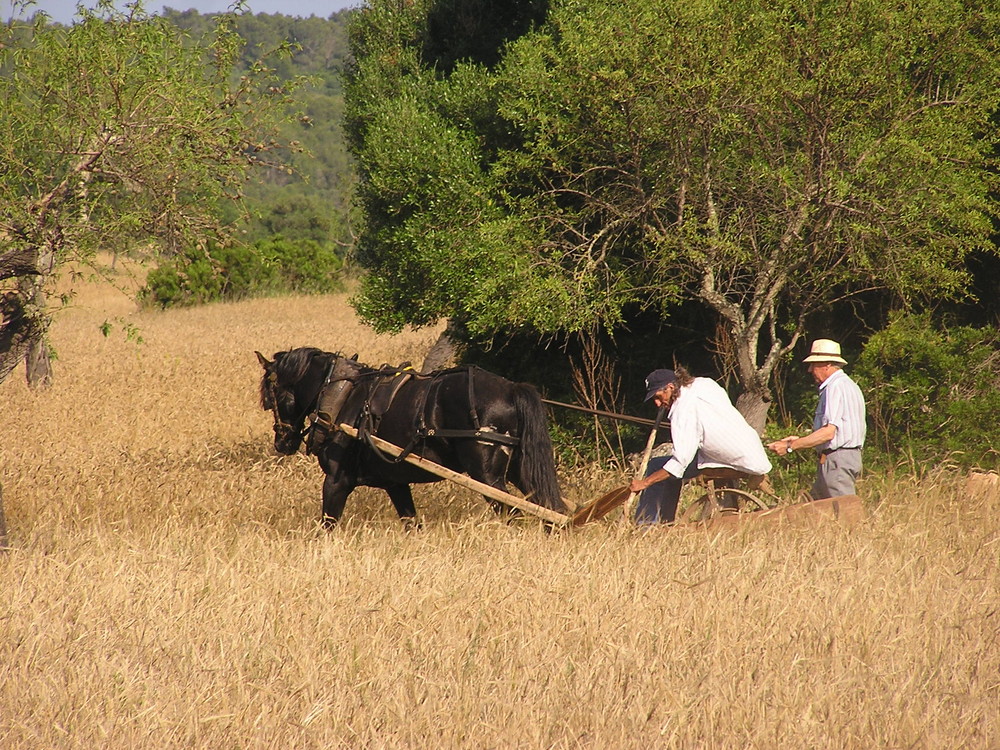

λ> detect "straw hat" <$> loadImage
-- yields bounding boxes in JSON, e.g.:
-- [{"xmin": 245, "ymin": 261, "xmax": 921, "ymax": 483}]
[{"xmin": 802, "ymin": 339, "xmax": 847, "ymax": 365}]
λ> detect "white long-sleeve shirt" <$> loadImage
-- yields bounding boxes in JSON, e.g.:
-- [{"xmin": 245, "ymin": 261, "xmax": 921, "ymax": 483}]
[{"xmin": 662, "ymin": 377, "xmax": 772, "ymax": 478}]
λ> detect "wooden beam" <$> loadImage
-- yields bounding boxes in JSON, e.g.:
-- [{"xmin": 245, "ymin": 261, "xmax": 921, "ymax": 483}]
[
  {"xmin": 336, "ymin": 423, "xmax": 571, "ymax": 526},
  {"xmin": 689, "ymin": 494, "xmax": 865, "ymax": 533}
]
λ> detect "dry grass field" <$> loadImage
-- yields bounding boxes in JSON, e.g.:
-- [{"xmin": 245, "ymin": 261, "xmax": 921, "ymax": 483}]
[{"xmin": 2, "ymin": 267, "xmax": 999, "ymax": 748}]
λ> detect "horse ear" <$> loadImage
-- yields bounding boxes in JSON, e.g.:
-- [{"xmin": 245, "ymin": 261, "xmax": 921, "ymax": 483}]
[
  {"xmin": 351, "ymin": 353, "xmax": 359, "ymax": 361},
  {"xmin": 255, "ymin": 351, "xmax": 272, "ymax": 368}
]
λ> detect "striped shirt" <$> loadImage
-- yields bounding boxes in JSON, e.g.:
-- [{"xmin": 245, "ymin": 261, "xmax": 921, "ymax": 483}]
[
  {"xmin": 663, "ymin": 377, "xmax": 772, "ymax": 478},
  {"xmin": 813, "ymin": 368, "xmax": 866, "ymax": 451}
]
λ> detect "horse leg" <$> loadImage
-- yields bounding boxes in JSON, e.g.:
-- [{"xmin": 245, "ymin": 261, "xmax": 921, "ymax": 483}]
[
  {"xmin": 317, "ymin": 439, "xmax": 358, "ymax": 528},
  {"xmin": 386, "ymin": 484, "xmax": 420, "ymax": 530},
  {"xmin": 462, "ymin": 446, "xmax": 521, "ymax": 519},
  {"xmin": 487, "ymin": 497, "xmax": 522, "ymax": 519},
  {"xmin": 321, "ymin": 471, "xmax": 353, "ymax": 528}
]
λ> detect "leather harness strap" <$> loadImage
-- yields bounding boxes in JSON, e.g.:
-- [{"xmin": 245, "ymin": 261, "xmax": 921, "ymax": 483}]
[
  {"xmin": 305, "ymin": 357, "xmax": 522, "ymax": 449},
  {"xmin": 352, "ymin": 364, "xmax": 521, "ymax": 465}
]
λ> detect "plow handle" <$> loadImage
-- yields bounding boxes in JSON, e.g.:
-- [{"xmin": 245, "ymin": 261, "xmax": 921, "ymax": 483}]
[{"xmin": 620, "ymin": 404, "xmax": 666, "ymax": 524}]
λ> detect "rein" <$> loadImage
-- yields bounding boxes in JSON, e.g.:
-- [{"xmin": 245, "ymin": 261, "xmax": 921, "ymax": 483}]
[{"xmin": 540, "ymin": 398, "xmax": 666, "ymax": 428}]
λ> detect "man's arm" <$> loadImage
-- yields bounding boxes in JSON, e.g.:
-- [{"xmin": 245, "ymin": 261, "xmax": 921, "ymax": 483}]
[
  {"xmin": 767, "ymin": 424, "xmax": 837, "ymax": 455},
  {"xmin": 630, "ymin": 467, "xmax": 675, "ymax": 493}
]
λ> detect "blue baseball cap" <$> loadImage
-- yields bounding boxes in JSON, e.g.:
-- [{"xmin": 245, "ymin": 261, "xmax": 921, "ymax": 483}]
[{"xmin": 644, "ymin": 369, "xmax": 677, "ymax": 401}]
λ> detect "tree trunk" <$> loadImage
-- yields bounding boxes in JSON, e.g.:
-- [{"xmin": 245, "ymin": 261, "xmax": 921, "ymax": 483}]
[
  {"xmin": 25, "ymin": 335, "xmax": 53, "ymax": 388},
  {"xmin": 421, "ymin": 318, "xmax": 467, "ymax": 373},
  {"xmin": 723, "ymin": 321, "xmax": 777, "ymax": 435},
  {"xmin": 735, "ymin": 389, "xmax": 771, "ymax": 436},
  {"xmin": 0, "ymin": 291, "xmax": 41, "ymax": 387},
  {"xmin": 19, "ymin": 246, "xmax": 54, "ymax": 389}
]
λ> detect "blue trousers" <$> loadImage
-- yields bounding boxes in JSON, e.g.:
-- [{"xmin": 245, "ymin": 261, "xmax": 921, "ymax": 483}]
[{"xmin": 634, "ymin": 456, "xmax": 701, "ymax": 524}]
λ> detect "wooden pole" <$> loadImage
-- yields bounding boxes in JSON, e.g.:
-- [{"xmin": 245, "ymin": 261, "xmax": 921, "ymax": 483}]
[
  {"xmin": 541, "ymin": 398, "xmax": 667, "ymax": 428},
  {"xmin": 620, "ymin": 404, "xmax": 666, "ymax": 525},
  {"xmin": 336, "ymin": 423, "xmax": 571, "ymax": 526}
]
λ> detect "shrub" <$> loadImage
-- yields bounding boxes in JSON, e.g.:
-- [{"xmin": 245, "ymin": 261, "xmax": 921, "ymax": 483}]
[
  {"xmin": 141, "ymin": 236, "xmax": 343, "ymax": 308},
  {"xmin": 256, "ymin": 236, "xmax": 344, "ymax": 294},
  {"xmin": 855, "ymin": 312, "xmax": 1000, "ymax": 469}
]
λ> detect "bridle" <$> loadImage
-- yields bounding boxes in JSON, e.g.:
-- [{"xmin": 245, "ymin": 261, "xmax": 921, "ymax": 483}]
[{"xmin": 264, "ymin": 367, "xmax": 319, "ymax": 446}]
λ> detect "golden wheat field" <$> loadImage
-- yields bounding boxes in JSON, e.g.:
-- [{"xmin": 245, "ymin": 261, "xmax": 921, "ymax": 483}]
[{"xmin": 2, "ymin": 266, "xmax": 999, "ymax": 749}]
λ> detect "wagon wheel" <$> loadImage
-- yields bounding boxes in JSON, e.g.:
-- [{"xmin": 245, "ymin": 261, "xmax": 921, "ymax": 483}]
[{"xmin": 679, "ymin": 487, "xmax": 772, "ymax": 524}]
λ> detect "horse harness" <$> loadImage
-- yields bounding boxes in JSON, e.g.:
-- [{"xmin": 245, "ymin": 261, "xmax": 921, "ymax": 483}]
[{"xmin": 306, "ymin": 357, "xmax": 521, "ymax": 463}]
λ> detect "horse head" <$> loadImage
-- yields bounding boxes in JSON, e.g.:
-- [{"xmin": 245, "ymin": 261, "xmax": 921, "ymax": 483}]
[
  {"xmin": 257, "ymin": 349, "xmax": 366, "ymax": 456},
  {"xmin": 257, "ymin": 350, "xmax": 308, "ymax": 454}
]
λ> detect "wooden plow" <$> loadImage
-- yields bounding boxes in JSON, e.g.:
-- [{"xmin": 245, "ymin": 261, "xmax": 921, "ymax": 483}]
[
  {"xmin": 570, "ymin": 485, "xmax": 865, "ymax": 531},
  {"xmin": 337, "ymin": 414, "xmax": 865, "ymax": 532},
  {"xmin": 685, "ymin": 494, "xmax": 866, "ymax": 532},
  {"xmin": 555, "ymin": 399, "xmax": 866, "ymax": 532}
]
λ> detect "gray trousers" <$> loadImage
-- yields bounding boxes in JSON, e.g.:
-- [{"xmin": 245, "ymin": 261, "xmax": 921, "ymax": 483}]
[{"xmin": 812, "ymin": 448, "xmax": 862, "ymax": 499}]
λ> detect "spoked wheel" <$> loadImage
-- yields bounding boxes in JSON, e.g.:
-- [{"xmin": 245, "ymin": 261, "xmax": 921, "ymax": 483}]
[{"xmin": 679, "ymin": 487, "xmax": 772, "ymax": 524}]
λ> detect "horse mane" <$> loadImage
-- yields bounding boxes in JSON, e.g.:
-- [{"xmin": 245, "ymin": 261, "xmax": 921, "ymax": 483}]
[{"xmin": 275, "ymin": 347, "xmax": 327, "ymax": 381}]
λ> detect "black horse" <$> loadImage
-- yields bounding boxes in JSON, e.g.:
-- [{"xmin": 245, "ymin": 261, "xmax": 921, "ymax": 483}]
[{"xmin": 256, "ymin": 347, "xmax": 567, "ymax": 527}]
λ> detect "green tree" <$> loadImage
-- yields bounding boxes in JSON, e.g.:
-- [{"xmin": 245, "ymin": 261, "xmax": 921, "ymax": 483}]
[
  {"xmin": 347, "ymin": 0, "xmax": 1000, "ymax": 430},
  {"xmin": 0, "ymin": 0, "xmax": 301, "ymax": 386},
  {"xmin": 855, "ymin": 312, "xmax": 1000, "ymax": 469}
]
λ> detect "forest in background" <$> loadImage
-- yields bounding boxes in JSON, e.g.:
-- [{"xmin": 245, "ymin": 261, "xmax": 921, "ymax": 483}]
[{"xmin": 160, "ymin": 7, "xmax": 357, "ymax": 248}]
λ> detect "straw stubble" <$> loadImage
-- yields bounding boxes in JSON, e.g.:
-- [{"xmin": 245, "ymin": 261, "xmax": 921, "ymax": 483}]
[{"xmin": 1, "ymin": 271, "xmax": 997, "ymax": 748}]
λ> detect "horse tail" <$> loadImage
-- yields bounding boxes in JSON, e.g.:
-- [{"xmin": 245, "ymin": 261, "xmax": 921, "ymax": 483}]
[{"xmin": 513, "ymin": 384, "xmax": 567, "ymax": 513}]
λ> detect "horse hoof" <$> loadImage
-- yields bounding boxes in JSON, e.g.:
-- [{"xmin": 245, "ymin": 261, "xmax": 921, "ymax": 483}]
[{"xmin": 401, "ymin": 518, "xmax": 423, "ymax": 532}]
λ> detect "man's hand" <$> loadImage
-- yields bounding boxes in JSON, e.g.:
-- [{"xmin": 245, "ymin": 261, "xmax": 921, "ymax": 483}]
[
  {"xmin": 631, "ymin": 468, "xmax": 673, "ymax": 493},
  {"xmin": 767, "ymin": 436, "xmax": 800, "ymax": 455}
]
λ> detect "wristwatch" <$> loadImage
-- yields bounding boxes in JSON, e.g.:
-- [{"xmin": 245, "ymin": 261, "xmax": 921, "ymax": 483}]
[{"xmin": 786, "ymin": 440, "xmax": 794, "ymax": 454}]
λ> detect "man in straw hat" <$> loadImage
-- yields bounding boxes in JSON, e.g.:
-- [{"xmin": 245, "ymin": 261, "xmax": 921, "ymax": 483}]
[
  {"xmin": 767, "ymin": 339, "xmax": 866, "ymax": 499},
  {"xmin": 630, "ymin": 366, "xmax": 772, "ymax": 524}
]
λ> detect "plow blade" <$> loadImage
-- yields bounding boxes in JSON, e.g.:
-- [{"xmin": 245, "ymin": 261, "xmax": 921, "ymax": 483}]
[{"xmin": 571, "ymin": 485, "xmax": 632, "ymax": 527}]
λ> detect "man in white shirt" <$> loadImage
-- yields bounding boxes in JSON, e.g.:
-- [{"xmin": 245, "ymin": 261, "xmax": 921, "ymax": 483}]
[
  {"xmin": 629, "ymin": 367, "xmax": 772, "ymax": 524},
  {"xmin": 767, "ymin": 339, "xmax": 866, "ymax": 498}
]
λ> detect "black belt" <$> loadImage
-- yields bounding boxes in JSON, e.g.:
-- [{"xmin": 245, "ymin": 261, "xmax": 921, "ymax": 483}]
[{"xmin": 822, "ymin": 446, "xmax": 861, "ymax": 455}]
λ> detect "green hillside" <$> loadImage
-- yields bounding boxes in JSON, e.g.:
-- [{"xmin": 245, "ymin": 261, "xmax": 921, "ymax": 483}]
[{"xmin": 163, "ymin": 7, "xmax": 357, "ymax": 248}]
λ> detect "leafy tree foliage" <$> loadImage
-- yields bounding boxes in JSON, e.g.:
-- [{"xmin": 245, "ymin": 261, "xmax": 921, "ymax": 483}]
[
  {"xmin": 856, "ymin": 313, "xmax": 1000, "ymax": 469},
  {"xmin": 0, "ymin": 1, "xmax": 302, "ymax": 386},
  {"xmin": 347, "ymin": 0, "xmax": 1000, "ymax": 429}
]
